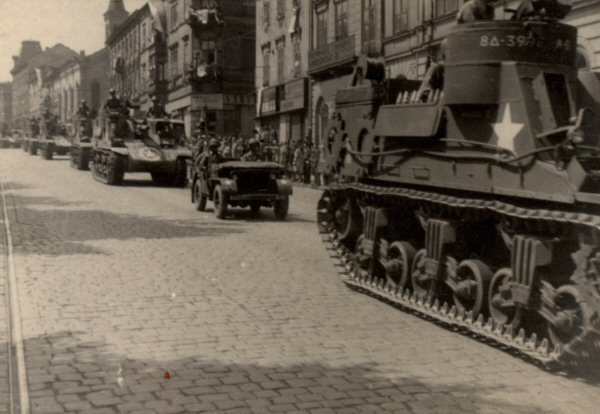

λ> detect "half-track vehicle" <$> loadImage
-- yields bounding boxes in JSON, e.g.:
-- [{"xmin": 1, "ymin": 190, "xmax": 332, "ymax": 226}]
[
  {"xmin": 191, "ymin": 158, "xmax": 292, "ymax": 220},
  {"xmin": 70, "ymin": 115, "xmax": 94, "ymax": 170},
  {"xmin": 317, "ymin": 5, "xmax": 600, "ymax": 369},
  {"xmin": 91, "ymin": 109, "xmax": 191, "ymax": 186},
  {"xmin": 39, "ymin": 116, "xmax": 71, "ymax": 160}
]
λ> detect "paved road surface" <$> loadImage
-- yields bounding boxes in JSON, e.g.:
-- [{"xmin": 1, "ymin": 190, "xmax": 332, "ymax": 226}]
[{"xmin": 0, "ymin": 149, "xmax": 598, "ymax": 413}]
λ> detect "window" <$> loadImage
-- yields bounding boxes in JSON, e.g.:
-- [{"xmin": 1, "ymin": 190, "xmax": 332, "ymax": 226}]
[
  {"xmin": 263, "ymin": 1, "xmax": 271, "ymax": 28},
  {"xmin": 262, "ymin": 47, "xmax": 271, "ymax": 86},
  {"xmin": 201, "ymin": 40, "xmax": 220, "ymax": 65},
  {"xmin": 315, "ymin": 7, "xmax": 328, "ymax": 48},
  {"xmin": 149, "ymin": 53, "xmax": 156, "ymax": 81},
  {"xmin": 170, "ymin": 44, "xmax": 179, "ymax": 79},
  {"xmin": 141, "ymin": 23, "xmax": 146, "ymax": 48},
  {"xmin": 277, "ymin": 39, "xmax": 285, "ymax": 84},
  {"xmin": 393, "ymin": 0, "xmax": 409, "ymax": 34},
  {"xmin": 292, "ymin": 34, "xmax": 301, "ymax": 78},
  {"xmin": 435, "ymin": 0, "xmax": 458, "ymax": 17},
  {"xmin": 277, "ymin": 0, "xmax": 285, "ymax": 19},
  {"xmin": 362, "ymin": 0, "xmax": 376, "ymax": 53},
  {"xmin": 170, "ymin": 1, "xmax": 178, "ymax": 29},
  {"xmin": 335, "ymin": 0, "xmax": 348, "ymax": 40}
]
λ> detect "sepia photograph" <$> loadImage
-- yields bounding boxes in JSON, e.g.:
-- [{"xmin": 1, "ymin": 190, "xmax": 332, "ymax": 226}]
[{"xmin": 0, "ymin": 0, "xmax": 599, "ymax": 412}]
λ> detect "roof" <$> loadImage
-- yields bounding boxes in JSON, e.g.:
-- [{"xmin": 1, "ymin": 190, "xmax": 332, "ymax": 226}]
[{"xmin": 106, "ymin": 4, "xmax": 151, "ymax": 45}]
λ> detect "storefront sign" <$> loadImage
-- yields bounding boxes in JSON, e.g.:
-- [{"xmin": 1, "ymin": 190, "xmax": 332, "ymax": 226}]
[
  {"xmin": 260, "ymin": 86, "xmax": 278, "ymax": 116},
  {"xmin": 224, "ymin": 94, "xmax": 255, "ymax": 106},
  {"xmin": 280, "ymin": 78, "xmax": 307, "ymax": 113},
  {"xmin": 191, "ymin": 94, "xmax": 224, "ymax": 110}
]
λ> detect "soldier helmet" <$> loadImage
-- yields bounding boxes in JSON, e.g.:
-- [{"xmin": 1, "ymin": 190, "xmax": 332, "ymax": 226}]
[
  {"xmin": 248, "ymin": 138, "xmax": 259, "ymax": 147},
  {"xmin": 209, "ymin": 138, "xmax": 219, "ymax": 147},
  {"xmin": 109, "ymin": 89, "xmax": 116, "ymax": 95},
  {"xmin": 151, "ymin": 96, "xmax": 158, "ymax": 102},
  {"xmin": 81, "ymin": 99, "xmax": 86, "ymax": 103}
]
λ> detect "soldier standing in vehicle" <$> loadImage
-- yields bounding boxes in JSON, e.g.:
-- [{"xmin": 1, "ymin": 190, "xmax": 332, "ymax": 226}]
[
  {"xmin": 104, "ymin": 89, "xmax": 122, "ymax": 112},
  {"xmin": 198, "ymin": 138, "xmax": 223, "ymax": 178},
  {"xmin": 241, "ymin": 139, "xmax": 263, "ymax": 162},
  {"xmin": 146, "ymin": 96, "xmax": 169, "ymax": 119},
  {"xmin": 77, "ymin": 100, "xmax": 92, "ymax": 118},
  {"xmin": 457, "ymin": 0, "xmax": 495, "ymax": 23}
]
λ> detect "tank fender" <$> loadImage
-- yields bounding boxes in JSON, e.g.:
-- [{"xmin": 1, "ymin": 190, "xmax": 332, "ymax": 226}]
[{"xmin": 111, "ymin": 148, "xmax": 129, "ymax": 156}]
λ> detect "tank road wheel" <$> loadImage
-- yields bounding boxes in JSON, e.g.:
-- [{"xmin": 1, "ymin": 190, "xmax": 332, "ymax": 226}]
[
  {"xmin": 106, "ymin": 153, "xmax": 125, "ymax": 185},
  {"xmin": 547, "ymin": 285, "xmax": 591, "ymax": 348},
  {"xmin": 274, "ymin": 196, "xmax": 289, "ymax": 220},
  {"xmin": 452, "ymin": 260, "xmax": 492, "ymax": 316},
  {"xmin": 488, "ymin": 268, "xmax": 523, "ymax": 328},
  {"xmin": 194, "ymin": 180, "xmax": 207, "ymax": 212},
  {"xmin": 385, "ymin": 241, "xmax": 416, "ymax": 290},
  {"xmin": 411, "ymin": 249, "xmax": 436, "ymax": 300},
  {"xmin": 333, "ymin": 198, "xmax": 362, "ymax": 244},
  {"xmin": 213, "ymin": 185, "xmax": 228, "ymax": 219}
]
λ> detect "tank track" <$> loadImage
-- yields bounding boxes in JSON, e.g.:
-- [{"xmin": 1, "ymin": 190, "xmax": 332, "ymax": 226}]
[
  {"xmin": 91, "ymin": 148, "xmax": 125, "ymax": 185},
  {"xmin": 70, "ymin": 146, "xmax": 91, "ymax": 171},
  {"xmin": 318, "ymin": 182, "xmax": 600, "ymax": 371}
]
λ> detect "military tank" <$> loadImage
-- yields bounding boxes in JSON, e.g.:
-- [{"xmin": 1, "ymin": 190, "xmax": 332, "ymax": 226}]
[
  {"xmin": 39, "ymin": 115, "xmax": 71, "ymax": 160},
  {"xmin": 317, "ymin": 6, "xmax": 600, "ymax": 370},
  {"xmin": 70, "ymin": 115, "xmax": 94, "ymax": 170},
  {"xmin": 91, "ymin": 110, "xmax": 191, "ymax": 186}
]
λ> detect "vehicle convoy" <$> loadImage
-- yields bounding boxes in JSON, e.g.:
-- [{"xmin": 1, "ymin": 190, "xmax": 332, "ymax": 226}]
[
  {"xmin": 317, "ymin": 5, "xmax": 600, "ymax": 369},
  {"xmin": 70, "ymin": 115, "xmax": 94, "ymax": 170},
  {"xmin": 191, "ymin": 158, "xmax": 292, "ymax": 220},
  {"xmin": 91, "ymin": 110, "xmax": 191, "ymax": 186},
  {"xmin": 39, "ymin": 115, "xmax": 71, "ymax": 160},
  {"xmin": 23, "ymin": 118, "xmax": 41, "ymax": 154}
]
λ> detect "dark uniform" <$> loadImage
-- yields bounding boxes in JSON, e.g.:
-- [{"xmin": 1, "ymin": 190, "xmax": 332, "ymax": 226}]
[
  {"xmin": 146, "ymin": 102, "xmax": 169, "ymax": 119},
  {"xmin": 77, "ymin": 102, "xmax": 92, "ymax": 118},
  {"xmin": 198, "ymin": 138, "xmax": 223, "ymax": 176},
  {"xmin": 457, "ymin": 0, "xmax": 495, "ymax": 23},
  {"xmin": 241, "ymin": 139, "xmax": 263, "ymax": 162}
]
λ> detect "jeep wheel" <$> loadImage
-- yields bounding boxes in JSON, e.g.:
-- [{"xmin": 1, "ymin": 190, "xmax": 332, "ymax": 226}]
[
  {"xmin": 194, "ymin": 180, "xmax": 207, "ymax": 212},
  {"xmin": 273, "ymin": 196, "xmax": 289, "ymax": 220},
  {"xmin": 213, "ymin": 185, "xmax": 228, "ymax": 219},
  {"xmin": 250, "ymin": 202, "xmax": 261, "ymax": 213}
]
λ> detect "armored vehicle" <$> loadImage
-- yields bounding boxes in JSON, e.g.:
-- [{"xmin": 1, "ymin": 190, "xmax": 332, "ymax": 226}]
[
  {"xmin": 39, "ymin": 116, "xmax": 71, "ymax": 160},
  {"xmin": 191, "ymin": 159, "xmax": 292, "ymax": 219},
  {"xmin": 91, "ymin": 110, "xmax": 191, "ymax": 186},
  {"xmin": 317, "ymin": 6, "xmax": 600, "ymax": 369},
  {"xmin": 69, "ymin": 115, "xmax": 94, "ymax": 170}
]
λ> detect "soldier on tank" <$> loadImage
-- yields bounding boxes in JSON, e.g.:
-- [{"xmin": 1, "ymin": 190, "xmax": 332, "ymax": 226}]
[
  {"xmin": 457, "ymin": 0, "xmax": 495, "ymax": 23},
  {"xmin": 104, "ymin": 89, "xmax": 122, "ymax": 113},
  {"xmin": 241, "ymin": 139, "xmax": 264, "ymax": 162},
  {"xmin": 146, "ymin": 96, "xmax": 169, "ymax": 119},
  {"xmin": 77, "ymin": 100, "xmax": 92, "ymax": 118}
]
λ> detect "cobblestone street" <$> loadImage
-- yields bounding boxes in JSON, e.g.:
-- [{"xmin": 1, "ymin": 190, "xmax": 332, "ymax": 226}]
[{"xmin": 0, "ymin": 150, "xmax": 599, "ymax": 413}]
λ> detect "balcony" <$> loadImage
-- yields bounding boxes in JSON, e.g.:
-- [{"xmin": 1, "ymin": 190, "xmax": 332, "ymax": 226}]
[{"xmin": 308, "ymin": 35, "xmax": 356, "ymax": 76}]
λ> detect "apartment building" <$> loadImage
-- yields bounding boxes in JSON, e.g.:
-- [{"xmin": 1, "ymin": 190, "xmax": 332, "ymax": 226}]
[{"xmin": 255, "ymin": 0, "xmax": 310, "ymax": 144}]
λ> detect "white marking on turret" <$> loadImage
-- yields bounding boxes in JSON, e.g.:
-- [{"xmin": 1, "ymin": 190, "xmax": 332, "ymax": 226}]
[{"xmin": 492, "ymin": 103, "xmax": 524, "ymax": 153}]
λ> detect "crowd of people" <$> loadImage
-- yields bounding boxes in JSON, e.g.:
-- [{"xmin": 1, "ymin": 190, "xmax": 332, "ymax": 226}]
[{"xmin": 189, "ymin": 126, "xmax": 322, "ymax": 186}]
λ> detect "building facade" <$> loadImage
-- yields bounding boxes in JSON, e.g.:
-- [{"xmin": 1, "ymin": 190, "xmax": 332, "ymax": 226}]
[
  {"xmin": 49, "ymin": 48, "xmax": 110, "ymax": 123},
  {"xmin": 0, "ymin": 83, "xmax": 12, "ymax": 135},
  {"xmin": 164, "ymin": 0, "xmax": 256, "ymax": 137},
  {"xmin": 308, "ymin": 0, "xmax": 600, "ymax": 150},
  {"xmin": 255, "ymin": 0, "xmax": 310, "ymax": 144},
  {"xmin": 10, "ymin": 41, "xmax": 78, "ymax": 130},
  {"xmin": 106, "ymin": 3, "xmax": 161, "ymax": 112}
]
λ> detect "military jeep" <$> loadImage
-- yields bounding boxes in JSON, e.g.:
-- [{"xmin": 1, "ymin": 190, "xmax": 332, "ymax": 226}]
[{"xmin": 191, "ymin": 160, "xmax": 293, "ymax": 220}]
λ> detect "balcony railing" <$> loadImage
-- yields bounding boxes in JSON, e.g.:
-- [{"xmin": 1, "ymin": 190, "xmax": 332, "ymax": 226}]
[{"xmin": 308, "ymin": 35, "xmax": 355, "ymax": 75}]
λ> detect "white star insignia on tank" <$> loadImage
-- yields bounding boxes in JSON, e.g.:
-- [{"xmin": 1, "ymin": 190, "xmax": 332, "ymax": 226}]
[{"xmin": 492, "ymin": 103, "xmax": 524, "ymax": 153}]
